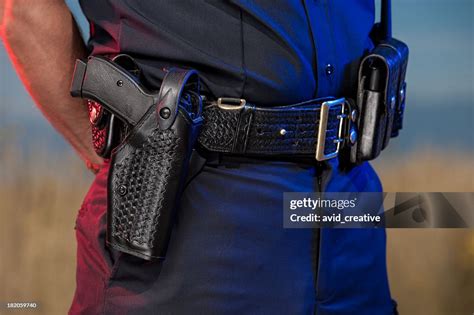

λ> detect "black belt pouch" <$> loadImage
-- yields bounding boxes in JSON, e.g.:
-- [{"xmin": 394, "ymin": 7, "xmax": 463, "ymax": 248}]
[{"xmin": 351, "ymin": 38, "xmax": 409, "ymax": 163}]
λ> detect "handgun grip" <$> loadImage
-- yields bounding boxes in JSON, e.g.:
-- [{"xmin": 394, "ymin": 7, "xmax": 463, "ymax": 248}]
[{"xmin": 70, "ymin": 56, "xmax": 157, "ymax": 126}]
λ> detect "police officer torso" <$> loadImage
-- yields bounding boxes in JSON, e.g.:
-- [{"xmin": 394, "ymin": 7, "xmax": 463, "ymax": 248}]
[{"xmin": 79, "ymin": 0, "xmax": 375, "ymax": 105}]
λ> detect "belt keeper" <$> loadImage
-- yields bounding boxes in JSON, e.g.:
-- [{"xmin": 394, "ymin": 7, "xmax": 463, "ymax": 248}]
[{"xmin": 231, "ymin": 103, "xmax": 255, "ymax": 153}]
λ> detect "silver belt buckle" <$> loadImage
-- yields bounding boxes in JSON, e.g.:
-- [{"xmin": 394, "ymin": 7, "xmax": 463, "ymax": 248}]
[{"xmin": 315, "ymin": 97, "xmax": 348, "ymax": 161}]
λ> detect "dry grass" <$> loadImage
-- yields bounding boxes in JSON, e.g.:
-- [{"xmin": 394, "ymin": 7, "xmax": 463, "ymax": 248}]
[
  {"xmin": 373, "ymin": 149, "xmax": 474, "ymax": 192},
  {"xmin": 373, "ymin": 151, "xmax": 474, "ymax": 315},
  {"xmin": 0, "ymin": 144, "xmax": 92, "ymax": 315},
  {"xmin": 0, "ymin": 145, "xmax": 473, "ymax": 315}
]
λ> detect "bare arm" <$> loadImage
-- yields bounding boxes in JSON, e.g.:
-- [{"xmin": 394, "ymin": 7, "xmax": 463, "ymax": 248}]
[{"xmin": 0, "ymin": 0, "xmax": 102, "ymax": 170}]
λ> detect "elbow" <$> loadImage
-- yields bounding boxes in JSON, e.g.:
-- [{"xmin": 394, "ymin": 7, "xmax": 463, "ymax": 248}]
[
  {"xmin": 0, "ymin": 20, "xmax": 15, "ymax": 42},
  {"xmin": 0, "ymin": 21, "xmax": 18, "ymax": 44},
  {"xmin": 0, "ymin": 0, "xmax": 19, "ymax": 40},
  {"xmin": 0, "ymin": 0, "xmax": 8, "ymax": 38},
  {"xmin": 0, "ymin": 1, "xmax": 43, "ymax": 41}
]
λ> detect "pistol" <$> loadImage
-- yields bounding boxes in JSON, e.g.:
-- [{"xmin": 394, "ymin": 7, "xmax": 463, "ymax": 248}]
[{"xmin": 71, "ymin": 55, "xmax": 203, "ymax": 260}]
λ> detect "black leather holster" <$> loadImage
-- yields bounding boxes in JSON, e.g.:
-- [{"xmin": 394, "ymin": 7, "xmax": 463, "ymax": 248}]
[{"xmin": 71, "ymin": 56, "xmax": 203, "ymax": 260}]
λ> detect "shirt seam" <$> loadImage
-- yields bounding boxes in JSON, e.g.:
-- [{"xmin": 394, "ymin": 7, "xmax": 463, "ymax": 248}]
[
  {"xmin": 302, "ymin": 0, "xmax": 319, "ymax": 98},
  {"xmin": 239, "ymin": 9, "xmax": 248, "ymax": 99}
]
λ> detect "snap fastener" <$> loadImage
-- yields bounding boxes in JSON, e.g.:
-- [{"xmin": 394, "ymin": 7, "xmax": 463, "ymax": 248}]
[
  {"xmin": 118, "ymin": 185, "xmax": 128, "ymax": 196},
  {"xmin": 325, "ymin": 64, "xmax": 335, "ymax": 76},
  {"xmin": 279, "ymin": 129, "xmax": 287, "ymax": 136},
  {"xmin": 351, "ymin": 109, "xmax": 358, "ymax": 122},
  {"xmin": 349, "ymin": 130, "xmax": 358, "ymax": 144},
  {"xmin": 391, "ymin": 96, "xmax": 396, "ymax": 109},
  {"xmin": 116, "ymin": 80, "xmax": 123, "ymax": 87},
  {"xmin": 160, "ymin": 107, "xmax": 171, "ymax": 119}
]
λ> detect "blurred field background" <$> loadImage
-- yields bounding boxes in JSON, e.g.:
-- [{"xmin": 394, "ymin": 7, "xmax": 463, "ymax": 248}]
[
  {"xmin": 1, "ymin": 0, "xmax": 473, "ymax": 314},
  {"xmin": 374, "ymin": 153, "xmax": 474, "ymax": 315}
]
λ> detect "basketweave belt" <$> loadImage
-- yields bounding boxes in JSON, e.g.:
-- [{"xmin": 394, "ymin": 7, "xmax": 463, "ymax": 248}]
[
  {"xmin": 197, "ymin": 97, "xmax": 355, "ymax": 161},
  {"xmin": 72, "ymin": 56, "xmax": 358, "ymax": 163}
]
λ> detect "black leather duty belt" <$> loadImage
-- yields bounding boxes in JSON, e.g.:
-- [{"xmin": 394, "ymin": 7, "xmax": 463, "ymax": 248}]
[
  {"xmin": 198, "ymin": 97, "xmax": 356, "ymax": 161},
  {"xmin": 71, "ymin": 56, "xmax": 362, "ymax": 163}
]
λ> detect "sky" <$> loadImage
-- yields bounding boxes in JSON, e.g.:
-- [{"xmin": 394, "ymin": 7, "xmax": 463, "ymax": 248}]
[{"xmin": 0, "ymin": 0, "xmax": 472, "ymax": 154}]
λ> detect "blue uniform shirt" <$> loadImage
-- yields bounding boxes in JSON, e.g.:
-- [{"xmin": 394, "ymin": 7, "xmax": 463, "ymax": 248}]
[{"xmin": 80, "ymin": 0, "xmax": 375, "ymax": 105}]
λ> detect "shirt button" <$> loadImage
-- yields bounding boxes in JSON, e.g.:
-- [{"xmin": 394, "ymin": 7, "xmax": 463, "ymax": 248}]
[{"xmin": 325, "ymin": 64, "xmax": 335, "ymax": 76}]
